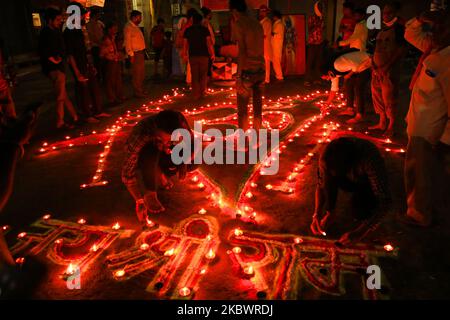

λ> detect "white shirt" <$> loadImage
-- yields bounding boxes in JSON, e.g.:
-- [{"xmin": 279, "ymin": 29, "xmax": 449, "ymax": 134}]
[
  {"xmin": 339, "ymin": 20, "xmax": 368, "ymax": 52},
  {"xmin": 124, "ymin": 21, "xmax": 146, "ymax": 57},
  {"xmin": 405, "ymin": 18, "xmax": 450, "ymax": 145},
  {"xmin": 271, "ymin": 19, "xmax": 284, "ymax": 45},
  {"xmin": 330, "ymin": 51, "xmax": 372, "ymax": 92},
  {"xmin": 260, "ymin": 17, "xmax": 272, "ymax": 58},
  {"xmin": 334, "ymin": 51, "xmax": 371, "ymax": 73}
]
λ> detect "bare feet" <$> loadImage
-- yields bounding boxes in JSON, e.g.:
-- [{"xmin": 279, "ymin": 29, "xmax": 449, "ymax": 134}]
[
  {"xmin": 144, "ymin": 192, "xmax": 165, "ymax": 213},
  {"xmin": 338, "ymin": 108, "xmax": 354, "ymax": 116},
  {"xmin": 160, "ymin": 174, "xmax": 174, "ymax": 190},
  {"xmin": 346, "ymin": 113, "xmax": 363, "ymax": 124},
  {"xmin": 368, "ymin": 123, "xmax": 386, "ymax": 131}
]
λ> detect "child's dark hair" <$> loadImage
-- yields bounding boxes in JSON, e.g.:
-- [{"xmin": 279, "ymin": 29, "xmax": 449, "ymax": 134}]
[
  {"xmin": 44, "ymin": 7, "xmax": 62, "ymax": 23},
  {"xmin": 155, "ymin": 110, "xmax": 189, "ymax": 133}
]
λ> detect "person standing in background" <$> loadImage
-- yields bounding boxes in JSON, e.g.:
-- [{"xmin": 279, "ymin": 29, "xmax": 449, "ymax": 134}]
[
  {"xmin": 271, "ymin": 10, "xmax": 285, "ymax": 82},
  {"xmin": 305, "ymin": 1, "xmax": 325, "ymax": 86},
  {"xmin": 258, "ymin": 5, "xmax": 272, "ymax": 84},
  {"xmin": 369, "ymin": 2, "xmax": 406, "ymax": 137},
  {"xmin": 201, "ymin": 7, "xmax": 215, "ymax": 84},
  {"xmin": 0, "ymin": 38, "xmax": 16, "ymax": 122},
  {"xmin": 124, "ymin": 10, "xmax": 148, "ymax": 98},
  {"xmin": 86, "ymin": 7, "xmax": 105, "ymax": 81},
  {"xmin": 230, "ymin": 0, "xmax": 265, "ymax": 131},
  {"xmin": 338, "ymin": 8, "xmax": 368, "ymax": 52},
  {"xmin": 401, "ymin": 8, "xmax": 450, "ymax": 227},
  {"xmin": 183, "ymin": 13, "xmax": 215, "ymax": 100},
  {"xmin": 100, "ymin": 22, "xmax": 125, "ymax": 106},
  {"xmin": 338, "ymin": 2, "xmax": 357, "ymax": 44},
  {"xmin": 39, "ymin": 7, "xmax": 78, "ymax": 129},
  {"xmin": 150, "ymin": 18, "xmax": 165, "ymax": 78},
  {"xmin": 161, "ymin": 31, "xmax": 173, "ymax": 79},
  {"xmin": 64, "ymin": 2, "xmax": 110, "ymax": 123}
]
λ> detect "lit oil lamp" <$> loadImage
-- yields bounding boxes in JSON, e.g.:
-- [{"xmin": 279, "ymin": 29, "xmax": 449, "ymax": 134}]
[
  {"xmin": 205, "ymin": 248, "xmax": 216, "ymax": 260},
  {"xmin": 294, "ymin": 237, "xmax": 303, "ymax": 244},
  {"xmin": 197, "ymin": 182, "xmax": 205, "ymax": 190},
  {"xmin": 65, "ymin": 263, "xmax": 77, "ymax": 275},
  {"xmin": 234, "ymin": 228, "xmax": 243, "ymax": 237},
  {"xmin": 114, "ymin": 269, "xmax": 125, "ymax": 278},
  {"xmin": 179, "ymin": 287, "xmax": 191, "ymax": 297},
  {"xmin": 243, "ymin": 266, "xmax": 255, "ymax": 277},
  {"xmin": 90, "ymin": 244, "xmax": 99, "ymax": 252},
  {"xmin": 265, "ymin": 184, "xmax": 273, "ymax": 190},
  {"xmin": 112, "ymin": 222, "xmax": 121, "ymax": 230},
  {"xmin": 164, "ymin": 248, "xmax": 175, "ymax": 256},
  {"xmin": 198, "ymin": 208, "xmax": 207, "ymax": 215},
  {"xmin": 245, "ymin": 192, "xmax": 253, "ymax": 199},
  {"xmin": 78, "ymin": 218, "xmax": 86, "ymax": 225},
  {"xmin": 17, "ymin": 232, "xmax": 27, "ymax": 239},
  {"xmin": 15, "ymin": 257, "xmax": 25, "ymax": 265},
  {"xmin": 146, "ymin": 217, "xmax": 155, "ymax": 227},
  {"xmin": 42, "ymin": 214, "xmax": 51, "ymax": 220},
  {"xmin": 232, "ymin": 247, "xmax": 242, "ymax": 254},
  {"xmin": 384, "ymin": 244, "xmax": 394, "ymax": 252},
  {"xmin": 140, "ymin": 243, "xmax": 150, "ymax": 251}
]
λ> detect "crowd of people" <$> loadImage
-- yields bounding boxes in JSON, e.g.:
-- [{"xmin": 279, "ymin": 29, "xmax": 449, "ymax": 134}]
[{"xmin": 0, "ymin": 0, "xmax": 449, "ymax": 298}]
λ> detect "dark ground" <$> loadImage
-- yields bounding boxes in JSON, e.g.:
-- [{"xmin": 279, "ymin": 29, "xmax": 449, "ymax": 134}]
[{"xmin": 2, "ymin": 61, "xmax": 450, "ymax": 300}]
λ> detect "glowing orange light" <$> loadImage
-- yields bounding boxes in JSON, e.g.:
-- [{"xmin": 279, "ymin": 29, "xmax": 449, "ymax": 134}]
[
  {"xmin": 294, "ymin": 237, "xmax": 303, "ymax": 244},
  {"xmin": 245, "ymin": 192, "xmax": 253, "ymax": 199},
  {"xmin": 232, "ymin": 247, "xmax": 242, "ymax": 254},
  {"xmin": 17, "ymin": 232, "xmax": 27, "ymax": 239},
  {"xmin": 90, "ymin": 244, "xmax": 99, "ymax": 252},
  {"xmin": 115, "ymin": 269, "xmax": 125, "ymax": 278},
  {"xmin": 234, "ymin": 228, "xmax": 243, "ymax": 237},
  {"xmin": 205, "ymin": 249, "xmax": 216, "ymax": 260},
  {"xmin": 179, "ymin": 287, "xmax": 191, "ymax": 297},
  {"xmin": 244, "ymin": 266, "xmax": 254, "ymax": 275},
  {"xmin": 2, "ymin": 225, "xmax": 9, "ymax": 231},
  {"xmin": 164, "ymin": 248, "xmax": 175, "ymax": 256},
  {"xmin": 112, "ymin": 222, "xmax": 121, "ymax": 230},
  {"xmin": 384, "ymin": 244, "xmax": 394, "ymax": 252},
  {"xmin": 265, "ymin": 184, "xmax": 273, "ymax": 190},
  {"xmin": 200, "ymin": 269, "xmax": 207, "ymax": 275},
  {"xmin": 78, "ymin": 218, "xmax": 86, "ymax": 225},
  {"xmin": 66, "ymin": 263, "xmax": 76, "ymax": 275},
  {"xmin": 140, "ymin": 243, "xmax": 150, "ymax": 251},
  {"xmin": 43, "ymin": 214, "xmax": 51, "ymax": 220},
  {"xmin": 15, "ymin": 257, "xmax": 25, "ymax": 265},
  {"xmin": 197, "ymin": 182, "xmax": 205, "ymax": 189},
  {"xmin": 198, "ymin": 208, "xmax": 207, "ymax": 215},
  {"xmin": 146, "ymin": 217, "xmax": 155, "ymax": 227}
]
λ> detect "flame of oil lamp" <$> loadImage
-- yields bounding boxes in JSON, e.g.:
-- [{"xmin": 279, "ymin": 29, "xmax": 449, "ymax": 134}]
[
  {"xmin": 234, "ymin": 228, "xmax": 243, "ymax": 237},
  {"xmin": 294, "ymin": 237, "xmax": 303, "ymax": 244},
  {"xmin": 2, "ymin": 225, "xmax": 9, "ymax": 231},
  {"xmin": 198, "ymin": 208, "xmax": 207, "ymax": 215},
  {"xmin": 197, "ymin": 182, "xmax": 205, "ymax": 189},
  {"xmin": 112, "ymin": 222, "xmax": 121, "ymax": 230},
  {"xmin": 384, "ymin": 244, "xmax": 394, "ymax": 252},
  {"xmin": 17, "ymin": 232, "xmax": 27, "ymax": 239},
  {"xmin": 265, "ymin": 184, "xmax": 273, "ymax": 190},
  {"xmin": 146, "ymin": 217, "xmax": 155, "ymax": 227},
  {"xmin": 164, "ymin": 248, "xmax": 175, "ymax": 256},
  {"xmin": 385, "ymin": 148, "xmax": 391, "ymax": 152},
  {"xmin": 42, "ymin": 214, "xmax": 51, "ymax": 220},
  {"xmin": 250, "ymin": 182, "xmax": 257, "ymax": 188},
  {"xmin": 321, "ymin": 231, "xmax": 327, "ymax": 236},
  {"xmin": 200, "ymin": 269, "xmax": 207, "ymax": 275},
  {"xmin": 78, "ymin": 218, "xmax": 86, "ymax": 225},
  {"xmin": 400, "ymin": 149, "xmax": 406, "ymax": 153},
  {"xmin": 205, "ymin": 248, "xmax": 216, "ymax": 260},
  {"xmin": 245, "ymin": 192, "xmax": 253, "ymax": 199},
  {"xmin": 90, "ymin": 244, "xmax": 99, "ymax": 252},
  {"xmin": 140, "ymin": 243, "xmax": 150, "ymax": 251},
  {"xmin": 179, "ymin": 287, "xmax": 191, "ymax": 297},
  {"xmin": 66, "ymin": 263, "xmax": 76, "ymax": 275},
  {"xmin": 15, "ymin": 257, "xmax": 25, "ymax": 265},
  {"xmin": 115, "ymin": 269, "xmax": 125, "ymax": 278},
  {"xmin": 244, "ymin": 266, "xmax": 255, "ymax": 276},
  {"xmin": 233, "ymin": 247, "xmax": 242, "ymax": 254}
]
